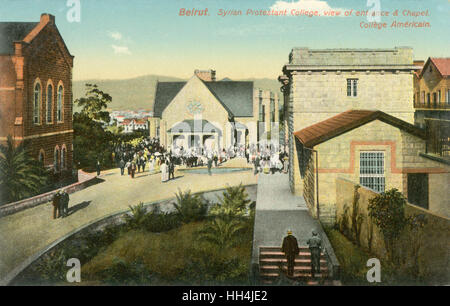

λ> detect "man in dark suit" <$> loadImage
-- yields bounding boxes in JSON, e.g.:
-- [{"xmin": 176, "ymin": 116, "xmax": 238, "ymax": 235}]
[
  {"xmin": 281, "ymin": 230, "xmax": 299, "ymax": 277},
  {"xmin": 52, "ymin": 191, "xmax": 61, "ymax": 219},
  {"xmin": 169, "ymin": 157, "xmax": 175, "ymax": 180}
]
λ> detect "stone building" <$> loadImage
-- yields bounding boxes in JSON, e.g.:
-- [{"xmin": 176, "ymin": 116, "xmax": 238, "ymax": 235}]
[
  {"xmin": 0, "ymin": 14, "xmax": 74, "ymax": 174},
  {"xmin": 413, "ymin": 57, "xmax": 450, "ymax": 127},
  {"xmin": 119, "ymin": 118, "xmax": 149, "ymax": 133},
  {"xmin": 293, "ymin": 110, "xmax": 450, "ymax": 223},
  {"xmin": 152, "ymin": 70, "xmax": 279, "ymax": 151},
  {"xmin": 279, "ymin": 47, "xmax": 418, "ymax": 195}
]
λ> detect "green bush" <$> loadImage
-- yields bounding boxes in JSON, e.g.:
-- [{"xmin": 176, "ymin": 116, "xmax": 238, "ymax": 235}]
[
  {"xmin": 30, "ymin": 249, "xmax": 69, "ymax": 284},
  {"xmin": 98, "ymin": 257, "xmax": 155, "ymax": 285},
  {"xmin": 368, "ymin": 188, "xmax": 409, "ymax": 264},
  {"xmin": 196, "ymin": 218, "xmax": 246, "ymax": 250},
  {"xmin": 181, "ymin": 246, "xmax": 249, "ymax": 285},
  {"xmin": 143, "ymin": 211, "xmax": 181, "ymax": 233},
  {"xmin": 173, "ymin": 189, "xmax": 208, "ymax": 223},
  {"xmin": 123, "ymin": 202, "xmax": 147, "ymax": 230},
  {"xmin": 209, "ymin": 184, "xmax": 251, "ymax": 220}
]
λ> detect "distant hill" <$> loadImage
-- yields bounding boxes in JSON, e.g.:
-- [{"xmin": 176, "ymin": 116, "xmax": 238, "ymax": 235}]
[{"xmin": 73, "ymin": 75, "xmax": 282, "ymax": 112}]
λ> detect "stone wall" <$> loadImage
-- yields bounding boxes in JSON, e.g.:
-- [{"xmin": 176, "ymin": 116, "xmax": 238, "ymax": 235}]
[
  {"xmin": 0, "ymin": 170, "xmax": 95, "ymax": 218},
  {"xmin": 335, "ymin": 178, "xmax": 450, "ymax": 283}
]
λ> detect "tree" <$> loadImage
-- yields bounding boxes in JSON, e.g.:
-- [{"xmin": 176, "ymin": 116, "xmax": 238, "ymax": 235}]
[
  {"xmin": 73, "ymin": 84, "xmax": 114, "ymax": 170},
  {"xmin": 75, "ymin": 84, "xmax": 112, "ymax": 123},
  {"xmin": 368, "ymin": 188, "xmax": 409, "ymax": 263},
  {"xmin": 0, "ymin": 136, "xmax": 48, "ymax": 204}
]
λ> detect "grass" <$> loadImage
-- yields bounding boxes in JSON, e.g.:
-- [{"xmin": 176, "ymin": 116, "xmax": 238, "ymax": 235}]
[
  {"xmin": 324, "ymin": 227, "xmax": 373, "ymax": 285},
  {"xmin": 82, "ymin": 220, "xmax": 254, "ymax": 285}
]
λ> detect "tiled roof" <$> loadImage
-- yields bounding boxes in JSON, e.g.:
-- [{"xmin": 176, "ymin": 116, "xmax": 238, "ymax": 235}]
[
  {"xmin": 430, "ymin": 58, "xmax": 450, "ymax": 77},
  {"xmin": 153, "ymin": 82, "xmax": 187, "ymax": 117},
  {"xmin": 153, "ymin": 79, "xmax": 254, "ymax": 118},
  {"xmin": 294, "ymin": 110, "xmax": 425, "ymax": 147},
  {"xmin": 0, "ymin": 22, "xmax": 38, "ymax": 54}
]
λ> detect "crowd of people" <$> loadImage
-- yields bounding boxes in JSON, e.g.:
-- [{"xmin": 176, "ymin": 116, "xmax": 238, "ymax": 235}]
[{"xmin": 108, "ymin": 137, "xmax": 289, "ymax": 182}]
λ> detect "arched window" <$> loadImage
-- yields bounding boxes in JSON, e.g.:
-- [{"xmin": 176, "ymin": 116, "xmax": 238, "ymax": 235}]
[
  {"xmin": 46, "ymin": 83, "xmax": 53, "ymax": 123},
  {"xmin": 33, "ymin": 81, "xmax": 41, "ymax": 124},
  {"xmin": 61, "ymin": 146, "xmax": 66, "ymax": 170},
  {"xmin": 54, "ymin": 146, "xmax": 60, "ymax": 173},
  {"xmin": 57, "ymin": 84, "xmax": 63, "ymax": 122},
  {"xmin": 38, "ymin": 149, "xmax": 45, "ymax": 165}
]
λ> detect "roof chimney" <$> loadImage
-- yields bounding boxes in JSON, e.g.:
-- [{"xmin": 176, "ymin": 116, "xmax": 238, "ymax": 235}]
[
  {"xmin": 194, "ymin": 69, "xmax": 216, "ymax": 82},
  {"xmin": 40, "ymin": 13, "xmax": 55, "ymax": 25}
]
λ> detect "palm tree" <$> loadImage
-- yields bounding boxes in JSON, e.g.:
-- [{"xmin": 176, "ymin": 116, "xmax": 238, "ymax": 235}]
[
  {"xmin": 0, "ymin": 135, "xmax": 48, "ymax": 204},
  {"xmin": 197, "ymin": 218, "xmax": 246, "ymax": 250},
  {"xmin": 209, "ymin": 184, "xmax": 251, "ymax": 220}
]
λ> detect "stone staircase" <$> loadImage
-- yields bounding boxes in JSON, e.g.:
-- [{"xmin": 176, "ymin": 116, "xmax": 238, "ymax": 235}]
[{"xmin": 259, "ymin": 246, "xmax": 331, "ymax": 285}]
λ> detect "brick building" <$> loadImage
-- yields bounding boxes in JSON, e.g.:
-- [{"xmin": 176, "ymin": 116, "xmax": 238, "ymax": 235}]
[{"xmin": 0, "ymin": 14, "xmax": 74, "ymax": 174}]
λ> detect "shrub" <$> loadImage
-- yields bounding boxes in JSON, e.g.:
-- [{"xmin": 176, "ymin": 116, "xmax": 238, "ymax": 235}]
[
  {"xmin": 173, "ymin": 189, "xmax": 207, "ymax": 223},
  {"xmin": 123, "ymin": 202, "xmax": 147, "ymax": 230},
  {"xmin": 98, "ymin": 257, "xmax": 154, "ymax": 285},
  {"xmin": 196, "ymin": 218, "xmax": 246, "ymax": 250},
  {"xmin": 143, "ymin": 211, "xmax": 181, "ymax": 233},
  {"xmin": 209, "ymin": 184, "xmax": 252, "ymax": 220},
  {"xmin": 31, "ymin": 249, "xmax": 69, "ymax": 284},
  {"xmin": 368, "ymin": 188, "xmax": 409, "ymax": 264},
  {"xmin": 182, "ymin": 246, "xmax": 249, "ymax": 285}
]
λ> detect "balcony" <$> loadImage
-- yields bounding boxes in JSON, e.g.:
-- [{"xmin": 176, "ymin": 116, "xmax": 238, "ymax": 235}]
[{"xmin": 414, "ymin": 102, "xmax": 450, "ymax": 110}]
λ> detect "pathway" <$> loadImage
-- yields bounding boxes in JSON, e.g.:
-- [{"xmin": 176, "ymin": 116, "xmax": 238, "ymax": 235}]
[
  {"xmin": 0, "ymin": 158, "xmax": 256, "ymax": 282},
  {"xmin": 251, "ymin": 172, "xmax": 329, "ymax": 264}
]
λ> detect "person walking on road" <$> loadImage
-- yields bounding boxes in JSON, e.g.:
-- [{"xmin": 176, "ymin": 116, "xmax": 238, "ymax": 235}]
[
  {"xmin": 119, "ymin": 159, "xmax": 125, "ymax": 176},
  {"xmin": 281, "ymin": 230, "xmax": 300, "ymax": 277},
  {"xmin": 96, "ymin": 160, "xmax": 101, "ymax": 176},
  {"xmin": 207, "ymin": 157, "xmax": 213, "ymax": 176}
]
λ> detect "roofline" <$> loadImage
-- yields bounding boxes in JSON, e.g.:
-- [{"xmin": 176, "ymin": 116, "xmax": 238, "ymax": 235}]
[
  {"xmin": 419, "ymin": 57, "xmax": 450, "ymax": 78},
  {"xmin": 294, "ymin": 110, "xmax": 426, "ymax": 148},
  {"xmin": 283, "ymin": 65, "xmax": 419, "ymax": 72}
]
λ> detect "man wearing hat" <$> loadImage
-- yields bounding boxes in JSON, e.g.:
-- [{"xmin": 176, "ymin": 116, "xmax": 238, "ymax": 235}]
[
  {"xmin": 281, "ymin": 230, "xmax": 299, "ymax": 277},
  {"xmin": 307, "ymin": 229, "xmax": 323, "ymax": 277}
]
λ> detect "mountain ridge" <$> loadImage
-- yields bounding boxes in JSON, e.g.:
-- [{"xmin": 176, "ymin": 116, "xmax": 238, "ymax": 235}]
[{"xmin": 73, "ymin": 74, "xmax": 282, "ymax": 111}]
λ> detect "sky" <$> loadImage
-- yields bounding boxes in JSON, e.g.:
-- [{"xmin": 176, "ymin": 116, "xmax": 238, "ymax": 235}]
[{"xmin": 0, "ymin": 0, "xmax": 448, "ymax": 81}]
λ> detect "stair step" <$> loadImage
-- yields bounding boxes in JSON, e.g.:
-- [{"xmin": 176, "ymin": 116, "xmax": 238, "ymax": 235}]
[
  {"xmin": 260, "ymin": 246, "xmax": 311, "ymax": 251},
  {"xmin": 260, "ymin": 272, "xmax": 326, "ymax": 278},
  {"xmin": 259, "ymin": 258, "xmax": 327, "ymax": 264},
  {"xmin": 260, "ymin": 266, "xmax": 328, "ymax": 272},
  {"xmin": 259, "ymin": 252, "xmax": 325, "ymax": 259},
  {"xmin": 260, "ymin": 265, "xmax": 328, "ymax": 271}
]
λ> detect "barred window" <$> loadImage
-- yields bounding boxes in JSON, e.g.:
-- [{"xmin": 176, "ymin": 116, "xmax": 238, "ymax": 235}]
[
  {"xmin": 347, "ymin": 79, "xmax": 358, "ymax": 97},
  {"xmin": 360, "ymin": 151, "xmax": 385, "ymax": 193}
]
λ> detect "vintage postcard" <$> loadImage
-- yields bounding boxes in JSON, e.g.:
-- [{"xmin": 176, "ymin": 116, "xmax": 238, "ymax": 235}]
[{"xmin": 0, "ymin": 0, "xmax": 448, "ymax": 296}]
